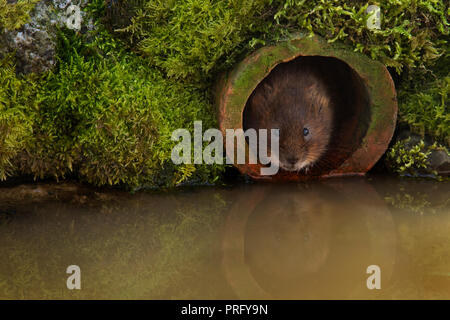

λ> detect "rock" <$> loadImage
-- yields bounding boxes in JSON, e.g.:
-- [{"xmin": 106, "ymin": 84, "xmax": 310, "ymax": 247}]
[
  {"xmin": 428, "ymin": 149, "xmax": 450, "ymax": 176},
  {"xmin": 394, "ymin": 128, "xmax": 423, "ymax": 146},
  {"xmin": 0, "ymin": 0, "xmax": 95, "ymax": 75}
]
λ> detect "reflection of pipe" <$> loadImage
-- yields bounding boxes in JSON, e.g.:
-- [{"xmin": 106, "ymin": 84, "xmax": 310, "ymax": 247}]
[
  {"xmin": 222, "ymin": 180, "xmax": 396, "ymax": 299},
  {"xmin": 221, "ymin": 185, "xmax": 270, "ymax": 299}
]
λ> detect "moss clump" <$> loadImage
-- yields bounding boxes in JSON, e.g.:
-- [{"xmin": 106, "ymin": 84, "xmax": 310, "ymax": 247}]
[
  {"xmin": 11, "ymin": 28, "xmax": 223, "ymax": 188},
  {"xmin": 386, "ymin": 138, "xmax": 448, "ymax": 177},
  {"xmin": 0, "ymin": 0, "xmax": 38, "ymax": 31},
  {"xmin": 273, "ymin": 0, "xmax": 448, "ymax": 74},
  {"xmin": 0, "ymin": 0, "xmax": 448, "ymax": 188},
  {"xmin": 121, "ymin": 0, "xmax": 448, "ymax": 83},
  {"xmin": 119, "ymin": 0, "xmax": 276, "ymax": 84},
  {"xmin": 0, "ymin": 55, "xmax": 36, "ymax": 180},
  {"xmin": 397, "ymin": 58, "xmax": 449, "ymax": 146},
  {"xmin": 0, "ymin": 0, "xmax": 36, "ymax": 179},
  {"xmin": 386, "ymin": 139, "xmax": 431, "ymax": 175}
]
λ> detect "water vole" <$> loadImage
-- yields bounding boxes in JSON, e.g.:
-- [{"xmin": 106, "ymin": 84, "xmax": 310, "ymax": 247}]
[{"xmin": 244, "ymin": 57, "xmax": 335, "ymax": 172}]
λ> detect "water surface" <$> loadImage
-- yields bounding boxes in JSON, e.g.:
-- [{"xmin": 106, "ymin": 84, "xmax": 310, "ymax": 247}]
[{"xmin": 0, "ymin": 177, "xmax": 449, "ymax": 299}]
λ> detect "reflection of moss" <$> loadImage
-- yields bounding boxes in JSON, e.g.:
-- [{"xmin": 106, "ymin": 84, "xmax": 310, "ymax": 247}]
[
  {"xmin": 385, "ymin": 192, "xmax": 433, "ymax": 214},
  {"xmin": 383, "ymin": 178, "xmax": 450, "ymax": 214},
  {"xmin": 386, "ymin": 138, "xmax": 448, "ymax": 178},
  {"xmin": 0, "ymin": 187, "xmax": 230, "ymax": 299}
]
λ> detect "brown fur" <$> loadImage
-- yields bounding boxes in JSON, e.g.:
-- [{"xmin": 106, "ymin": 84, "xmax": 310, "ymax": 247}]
[{"xmin": 244, "ymin": 57, "xmax": 334, "ymax": 172}]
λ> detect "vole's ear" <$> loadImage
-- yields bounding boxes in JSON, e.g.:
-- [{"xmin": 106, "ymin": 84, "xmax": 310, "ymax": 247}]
[
  {"xmin": 307, "ymin": 82, "xmax": 330, "ymax": 113},
  {"xmin": 306, "ymin": 82, "xmax": 319, "ymax": 97}
]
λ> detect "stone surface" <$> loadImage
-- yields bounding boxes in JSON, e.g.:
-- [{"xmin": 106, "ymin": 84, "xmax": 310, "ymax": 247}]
[{"xmin": 428, "ymin": 149, "xmax": 450, "ymax": 175}]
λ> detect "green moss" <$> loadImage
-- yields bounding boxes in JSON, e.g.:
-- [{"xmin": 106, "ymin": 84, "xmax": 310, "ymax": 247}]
[
  {"xmin": 0, "ymin": 0, "xmax": 38, "ymax": 31},
  {"xmin": 397, "ymin": 67, "xmax": 449, "ymax": 146},
  {"xmin": 121, "ymin": 0, "xmax": 448, "ymax": 82},
  {"xmin": 119, "ymin": 0, "xmax": 276, "ymax": 85},
  {"xmin": 386, "ymin": 138, "xmax": 448, "ymax": 177},
  {"xmin": 0, "ymin": 2, "xmax": 225, "ymax": 188},
  {"xmin": 0, "ymin": 55, "xmax": 36, "ymax": 180},
  {"xmin": 0, "ymin": 0, "xmax": 448, "ymax": 188},
  {"xmin": 386, "ymin": 139, "xmax": 430, "ymax": 175},
  {"xmin": 15, "ymin": 28, "xmax": 224, "ymax": 188},
  {"xmin": 276, "ymin": 0, "xmax": 448, "ymax": 72}
]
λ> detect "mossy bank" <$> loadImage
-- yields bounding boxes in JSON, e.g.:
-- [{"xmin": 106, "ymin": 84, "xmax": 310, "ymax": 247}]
[{"xmin": 0, "ymin": 0, "xmax": 448, "ymax": 189}]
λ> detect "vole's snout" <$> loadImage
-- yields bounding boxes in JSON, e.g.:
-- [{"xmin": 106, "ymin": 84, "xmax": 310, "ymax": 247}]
[{"xmin": 287, "ymin": 156, "xmax": 299, "ymax": 165}]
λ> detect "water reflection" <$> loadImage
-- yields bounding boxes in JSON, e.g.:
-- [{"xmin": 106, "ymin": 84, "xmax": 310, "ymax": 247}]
[
  {"xmin": 223, "ymin": 181, "xmax": 396, "ymax": 299},
  {"xmin": 0, "ymin": 178, "xmax": 448, "ymax": 299}
]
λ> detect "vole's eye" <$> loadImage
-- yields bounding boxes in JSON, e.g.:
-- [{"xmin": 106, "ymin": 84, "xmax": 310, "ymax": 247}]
[{"xmin": 303, "ymin": 128, "xmax": 310, "ymax": 136}]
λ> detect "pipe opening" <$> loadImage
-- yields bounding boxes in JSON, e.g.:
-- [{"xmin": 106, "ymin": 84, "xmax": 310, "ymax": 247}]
[{"xmin": 243, "ymin": 55, "xmax": 371, "ymax": 177}]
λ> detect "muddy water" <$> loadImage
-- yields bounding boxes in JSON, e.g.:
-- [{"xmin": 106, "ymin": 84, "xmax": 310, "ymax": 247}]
[{"xmin": 0, "ymin": 177, "xmax": 449, "ymax": 299}]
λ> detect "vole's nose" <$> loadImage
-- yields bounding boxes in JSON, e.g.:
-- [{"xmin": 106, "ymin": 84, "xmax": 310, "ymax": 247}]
[{"xmin": 287, "ymin": 157, "xmax": 299, "ymax": 165}]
